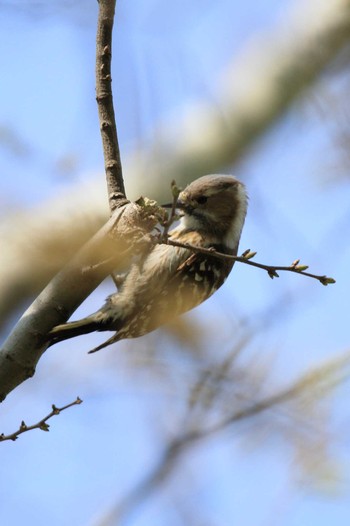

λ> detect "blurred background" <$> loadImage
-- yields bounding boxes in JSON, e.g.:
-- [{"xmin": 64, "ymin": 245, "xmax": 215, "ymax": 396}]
[{"xmin": 1, "ymin": 0, "xmax": 350, "ymax": 525}]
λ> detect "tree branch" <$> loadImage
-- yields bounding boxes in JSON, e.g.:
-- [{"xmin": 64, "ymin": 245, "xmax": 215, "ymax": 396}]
[
  {"xmin": 166, "ymin": 240, "xmax": 336, "ymax": 286},
  {"xmin": 2, "ymin": 0, "xmax": 349, "ymax": 323},
  {"xmin": 96, "ymin": 0, "xmax": 125, "ymax": 210},
  {"xmin": 0, "ymin": 0, "xmax": 137, "ymax": 402},
  {"xmin": 0, "ymin": 397, "xmax": 82, "ymax": 442},
  {"xmin": 0, "ymin": 203, "xmax": 158, "ymax": 402}
]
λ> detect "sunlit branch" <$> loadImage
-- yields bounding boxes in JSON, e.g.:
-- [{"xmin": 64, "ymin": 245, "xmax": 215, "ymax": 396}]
[{"xmin": 96, "ymin": 0, "xmax": 125, "ymax": 210}]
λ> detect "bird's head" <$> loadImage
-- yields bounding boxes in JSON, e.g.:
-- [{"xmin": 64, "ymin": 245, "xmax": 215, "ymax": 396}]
[{"xmin": 175, "ymin": 174, "xmax": 248, "ymax": 250}]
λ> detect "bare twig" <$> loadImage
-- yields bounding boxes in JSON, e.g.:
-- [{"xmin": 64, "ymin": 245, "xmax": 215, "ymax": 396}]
[
  {"xmin": 166, "ymin": 240, "xmax": 336, "ymax": 286},
  {"xmin": 160, "ymin": 180, "xmax": 182, "ymax": 243},
  {"xmin": 0, "ymin": 397, "xmax": 82, "ymax": 442},
  {"xmin": 96, "ymin": 0, "xmax": 125, "ymax": 210}
]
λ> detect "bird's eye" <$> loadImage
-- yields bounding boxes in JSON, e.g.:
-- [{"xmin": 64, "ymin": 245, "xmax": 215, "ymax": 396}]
[{"xmin": 196, "ymin": 196, "xmax": 208, "ymax": 204}]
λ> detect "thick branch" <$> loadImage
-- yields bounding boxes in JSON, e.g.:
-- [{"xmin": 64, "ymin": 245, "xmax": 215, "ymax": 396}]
[
  {"xmin": 96, "ymin": 0, "xmax": 125, "ymax": 210},
  {"xmin": 0, "ymin": 203, "xmax": 157, "ymax": 402}
]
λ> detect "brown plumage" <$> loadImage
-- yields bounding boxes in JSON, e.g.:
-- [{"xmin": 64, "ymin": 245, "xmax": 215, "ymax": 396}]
[{"xmin": 48, "ymin": 174, "xmax": 248, "ymax": 353}]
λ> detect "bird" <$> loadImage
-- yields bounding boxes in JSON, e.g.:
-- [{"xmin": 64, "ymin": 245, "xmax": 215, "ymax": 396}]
[{"xmin": 48, "ymin": 174, "xmax": 248, "ymax": 353}]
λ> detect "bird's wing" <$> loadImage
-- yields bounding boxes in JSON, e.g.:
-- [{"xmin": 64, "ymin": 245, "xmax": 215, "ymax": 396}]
[{"xmin": 103, "ymin": 230, "xmax": 234, "ymax": 341}]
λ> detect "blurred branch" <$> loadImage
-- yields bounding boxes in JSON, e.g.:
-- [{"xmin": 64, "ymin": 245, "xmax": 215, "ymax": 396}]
[
  {"xmin": 0, "ymin": 204, "xmax": 158, "ymax": 402},
  {"xmin": 94, "ymin": 351, "xmax": 350, "ymax": 526},
  {"xmin": 96, "ymin": 0, "xmax": 125, "ymax": 210},
  {"xmin": 0, "ymin": 397, "xmax": 82, "ymax": 442},
  {"xmin": 127, "ymin": 0, "xmax": 350, "ymax": 191},
  {"xmin": 1, "ymin": 0, "xmax": 350, "ymax": 323}
]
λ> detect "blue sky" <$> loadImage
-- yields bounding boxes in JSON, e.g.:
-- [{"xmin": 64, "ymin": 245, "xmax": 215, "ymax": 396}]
[{"xmin": 1, "ymin": 1, "xmax": 350, "ymax": 525}]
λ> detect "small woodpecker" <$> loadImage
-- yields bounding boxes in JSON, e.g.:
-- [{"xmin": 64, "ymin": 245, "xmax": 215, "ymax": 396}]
[{"xmin": 48, "ymin": 174, "xmax": 248, "ymax": 353}]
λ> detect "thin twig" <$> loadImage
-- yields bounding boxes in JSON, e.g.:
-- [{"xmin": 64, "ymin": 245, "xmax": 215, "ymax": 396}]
[
  {"xmin": 166, "ymin": 240, "xmax": 336, "ymax": 286},
  {"xmin": 160, "ymin": 180, "xmax": 182, "ymax": 243},
  {"xmin": 82, "ymin": 223, "xmax": 335, "ymax": 288},
  {"xmin": 0, "ymin": 397, "xmax": 82, "ymax": 442},
  {"xmin": 96, "ymin": 0, "xmax": 125, "ymax": 211}
]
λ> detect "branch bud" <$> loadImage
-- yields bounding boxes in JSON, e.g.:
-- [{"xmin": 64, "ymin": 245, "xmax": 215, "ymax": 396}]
[
  {"xmin": 39, "ymin": 423, "xmax": 50, "ymax": 432},
  {"xmin": 295, "ymin": 265, "xmax": 309, "ymax": 272},
  {"xmin": 319, "ymin": 276, "xmax": 336, "ymax": 286},
  {"xmin": 244, "ymin": 251, "xmax": 257, "ymax": 260},
  {"xmin": 171, "ymin": 180, "xmax": 182, "ymax": 198}
]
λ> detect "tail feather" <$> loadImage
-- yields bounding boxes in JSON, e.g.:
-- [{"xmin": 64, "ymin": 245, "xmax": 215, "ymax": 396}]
[
  {"xmin": 48, "ymin": 317, "xmax": 101, "ymax": 345},
  {"xmin": 88, "ymin": 334, "xmax": 119, "ymax": 354}
]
